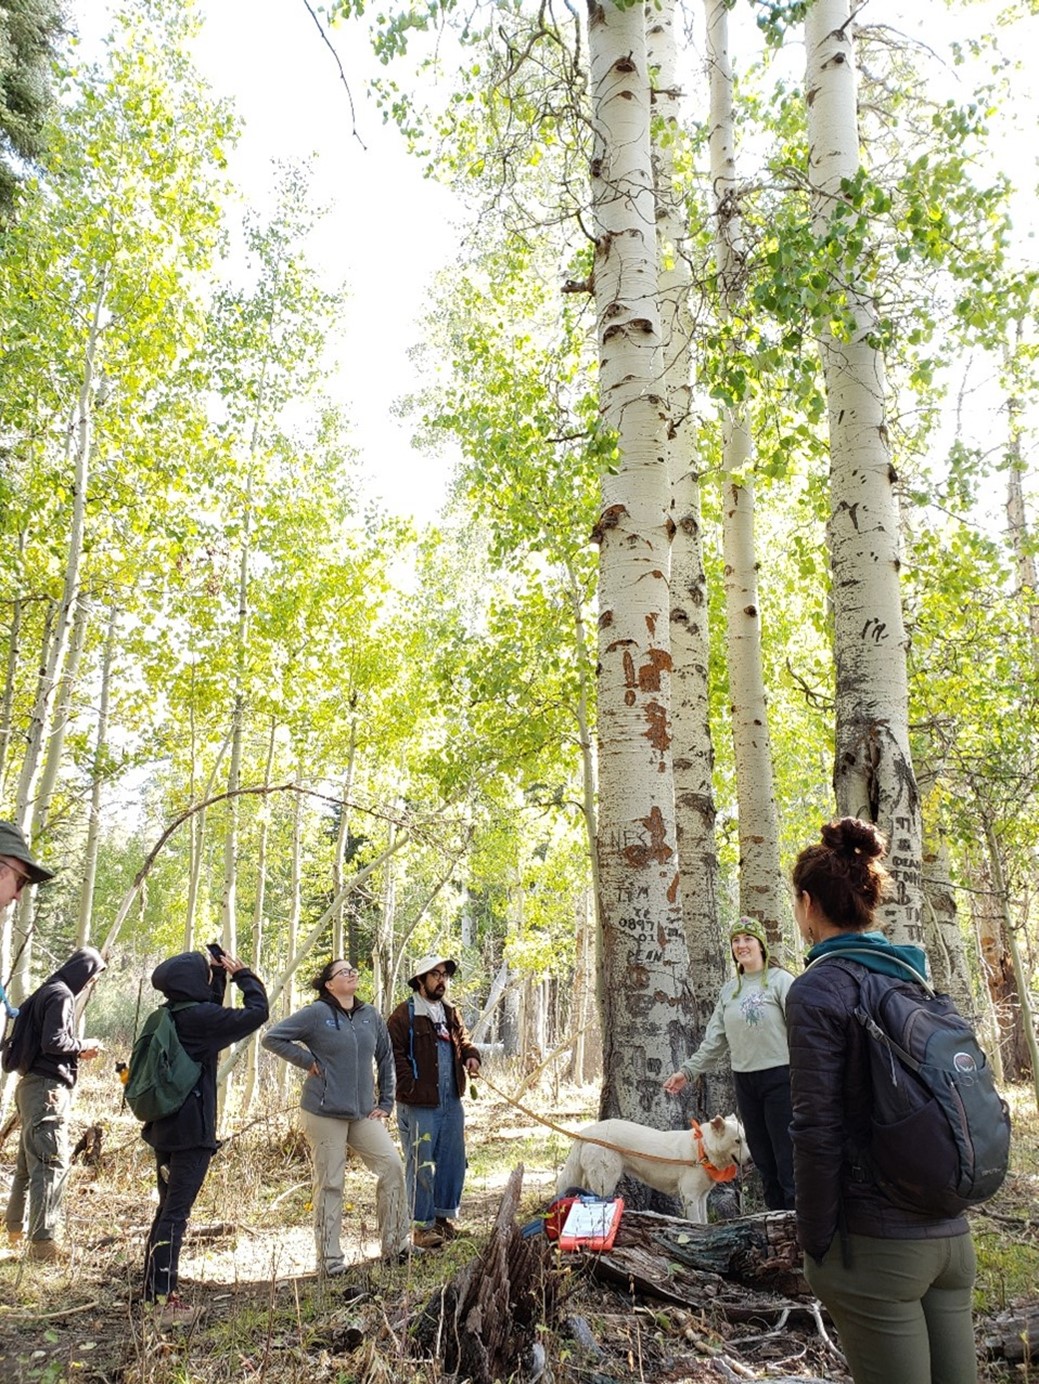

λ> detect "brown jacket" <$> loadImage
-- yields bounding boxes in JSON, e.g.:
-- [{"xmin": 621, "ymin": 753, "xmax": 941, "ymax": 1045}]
[{"xmin": 386, "ymin": 996, "xmax": 480, "ymax": 1107}]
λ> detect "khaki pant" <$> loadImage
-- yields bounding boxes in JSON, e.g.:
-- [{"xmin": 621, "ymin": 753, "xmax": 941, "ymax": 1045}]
[
  {"xmin": 301, "ymin": 1109, "xmax": 408, "ymax": 1269},
  {"xmin": 5, "ymin": 1075, "xmax": 71, "ymax": 1242}
]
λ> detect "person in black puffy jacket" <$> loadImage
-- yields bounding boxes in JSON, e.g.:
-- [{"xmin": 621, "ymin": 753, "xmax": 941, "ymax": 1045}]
[
  {"xmin": 141, "ymin": 951, "xmax": 268, "ymax": 1324},
  {"xmin": 787, "ymin": 817, "xmax": 976, "ymax": 1384}
]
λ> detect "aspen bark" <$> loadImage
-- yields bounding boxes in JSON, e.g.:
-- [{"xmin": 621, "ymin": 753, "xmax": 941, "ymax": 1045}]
[
  {"xmin": 706, "ymin": 0, "xmax": 786, "ymax": 946},
  {"xmin": 649, "ymin": 0, "xmax": 726, "ymax": 1065},
  {"xmin": 805, "ymin": 0, "xmax": 922, "ymax": 941},
  {"xmin": 589, "ymin": 0, "xmax": 695, "ymax": 1124},
  {"xmin": 77, "ymin": 602, "xmax": 119, "ymax": 946},
  {"xmin": 332, "ymin": 707, "xmax": 358, "ymax": 959},
  {"xmin": 0, "ymin": 543, "xmax": 25, "ymax": 799},
  {"xmin": 241, "ymin": 717, "xmax": 277, "ymax": 1111}
]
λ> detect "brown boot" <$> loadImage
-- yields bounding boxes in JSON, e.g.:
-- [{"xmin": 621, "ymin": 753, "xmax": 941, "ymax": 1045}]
[
  {"xmin": 27, "ymin": 1239, "xmax": 67, "ymax": 1263},
  {"xmin": 412, "ymin": 1225, "xmax": 445, "ymax": 1250}
]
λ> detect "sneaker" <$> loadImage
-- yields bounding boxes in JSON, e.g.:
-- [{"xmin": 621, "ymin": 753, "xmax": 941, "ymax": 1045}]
[
  {"xmin": 27, "ymin": 1239, "xmax": 67, "ymax": 1263},
  {"xmin": 322, "ymin": 1262, "xmax": 350, "ymax": 1277},
  {"xmin": 412, "ymin": 1225, "xmax": 445, "ymax": 1250},
  {"xmin": 154, "ymin": 1294, "xmax": 202, "ymax": 1329}
]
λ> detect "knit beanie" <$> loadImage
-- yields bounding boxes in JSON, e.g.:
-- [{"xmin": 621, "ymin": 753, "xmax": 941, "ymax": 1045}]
[{"xmin": 730, "ymin": 917, "xmax": 771, "ymax": 991}]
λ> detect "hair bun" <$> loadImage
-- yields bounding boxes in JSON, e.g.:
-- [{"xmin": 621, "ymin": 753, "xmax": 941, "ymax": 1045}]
[{"xmin": 820, "ymin": 815, "xmax": 887, "ymax": 860}]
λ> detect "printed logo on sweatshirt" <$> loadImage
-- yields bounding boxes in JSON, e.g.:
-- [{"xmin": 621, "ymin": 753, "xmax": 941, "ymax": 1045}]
[{"xmin": 739, "ymin": 989, "xmax": 769, "ymax": 1026}]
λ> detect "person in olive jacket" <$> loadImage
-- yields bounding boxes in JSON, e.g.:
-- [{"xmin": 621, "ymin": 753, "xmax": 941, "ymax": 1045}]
[
  {"xmin": 3, "ymin": 943, "xmax": 105, "ymax": 1259},
  {"xmin": 141, "ymin": 950, "xmax": 268, "ymax": 1325},
  {"xmin": 787, "ymin": 817, "xmax": 977, "ymax": 1384},
  {"xmin": 386, "ymin": 954, "xmax": 480, "ymax": 1249}
]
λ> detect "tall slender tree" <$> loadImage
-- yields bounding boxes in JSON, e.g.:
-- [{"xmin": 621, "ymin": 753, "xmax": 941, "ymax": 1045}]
[
  {"xmin": 588, "ymin": 0, "xmax": 694, "ymax": 1122},
  {"xmin": 804, "ymin": 0, "xmax": 923, "ymax": 940}
]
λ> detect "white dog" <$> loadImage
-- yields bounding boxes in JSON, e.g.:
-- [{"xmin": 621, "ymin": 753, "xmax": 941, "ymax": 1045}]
[{"xmin": 556, "ymin": 1114, "xmax": 747, "ymax": 1224}]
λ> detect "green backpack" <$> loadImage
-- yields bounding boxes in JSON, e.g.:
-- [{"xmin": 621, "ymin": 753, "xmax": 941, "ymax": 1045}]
[{"xmin": 124, "ymin": 1001, "xmax": 201, "ymax": 1121}]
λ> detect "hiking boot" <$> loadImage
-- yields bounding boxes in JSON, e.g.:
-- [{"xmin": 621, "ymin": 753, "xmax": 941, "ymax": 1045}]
[
  {"xmin": 387, "ymin": 1243, "xmax": 424, "ymax": 1264},
  {"xmin": 27, "ymin": 1239, "xmax": 66, "ymax": 1263},
  {"xmin": 6, "ymin": 1228, "xmax": 23, "ymax": 1247},
  {"xmin": 412, "ymin": 1225, "xmax": 445, "ymax": 1250},
  {"xmin": 154, "ymin": 1293, "xmax": 202, "ymax": 1329},
  {"xmin": 435, "ymin": 1217, "xmax": 468, "ymax": 1241}
]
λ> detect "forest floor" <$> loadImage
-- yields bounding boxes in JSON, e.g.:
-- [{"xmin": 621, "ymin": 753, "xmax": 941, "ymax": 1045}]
[{"xmin": 0, "ymin": 1067, "xmax": 1036, "ymax": 1384}]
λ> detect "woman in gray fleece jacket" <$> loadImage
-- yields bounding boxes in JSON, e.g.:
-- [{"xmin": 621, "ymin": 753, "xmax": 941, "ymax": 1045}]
[{"xmin": 262, "ymin": 960, "xmax": 409, "ymax": 1272}]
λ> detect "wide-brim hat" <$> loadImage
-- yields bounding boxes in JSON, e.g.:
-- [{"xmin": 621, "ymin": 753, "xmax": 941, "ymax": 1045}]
[
  {"xmin": 0, "ymin": 821, "xmax": 55, "ymax": 885},
  {"xmin": 408, "ymin": 954, "xmax": 458, "ymax": 988}
]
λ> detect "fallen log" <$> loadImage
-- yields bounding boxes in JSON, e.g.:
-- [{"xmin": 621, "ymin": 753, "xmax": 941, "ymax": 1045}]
[
  {"xmin": 982, "ymin": 1307, "xmax": 1039, "ymax": 1362},
  {"xmin": 581, "ymin": 1208, "xmax": 809, "ymax": 1302}
]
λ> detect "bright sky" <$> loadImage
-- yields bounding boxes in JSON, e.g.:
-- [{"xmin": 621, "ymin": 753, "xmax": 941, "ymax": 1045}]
[
  {"xmin": 191, "ymin": 3, "xmax": 463, "ymax": 522},
  {"xmin": 78, "ymin": 0, "xmax": 463, "ymax": 524}
]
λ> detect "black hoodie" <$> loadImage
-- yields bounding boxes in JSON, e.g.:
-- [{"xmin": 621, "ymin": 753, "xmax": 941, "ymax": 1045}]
[
  {"xmin": 142, "ymin": 952, "xmax": 268, "ymax": 1152},
  {"xmin": 24, "ymin": 946, "xmax": 106, "ymax": 1088}
]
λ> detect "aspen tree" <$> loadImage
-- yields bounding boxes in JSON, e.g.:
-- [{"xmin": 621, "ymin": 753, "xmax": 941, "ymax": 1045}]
[
  {"xmin": 649, "ymin": 0, "xmax": 729, "ymax": 1104},
  {"xmin": 804, "ymin": 0, "xmax": 923, "ymax": 941},
  {"xmin": 705, "ymin": 0, "xmax": 787, "ymax": 945},
  {"xmin": 589, "ymin": 0, "xmax": 695, "ymax": 1121}
]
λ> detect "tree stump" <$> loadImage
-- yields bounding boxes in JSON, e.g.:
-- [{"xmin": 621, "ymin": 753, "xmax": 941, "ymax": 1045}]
[{"xmin": 413, "ymin": 1165, "xmax": 554, "ymax": 1384}]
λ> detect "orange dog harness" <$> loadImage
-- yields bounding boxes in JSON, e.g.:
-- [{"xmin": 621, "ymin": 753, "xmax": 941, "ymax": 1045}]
[{"xmin": 690, "ymin": 1120, "xmax": 740, "ymax": 1183}]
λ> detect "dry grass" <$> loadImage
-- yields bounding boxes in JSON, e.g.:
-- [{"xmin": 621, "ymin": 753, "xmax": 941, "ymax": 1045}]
[{"xmin": 0, "ymin": 1067, "xmax": 1036, "ymax": 1383}]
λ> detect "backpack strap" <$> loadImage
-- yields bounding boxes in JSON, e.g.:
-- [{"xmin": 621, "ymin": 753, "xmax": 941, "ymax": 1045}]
[
  {"xmin": 805, "ymin": 948, "xmax": 935, "ymax": 996},
  {"xmin": 808, "ymin": 955, "xmax": 932, "ymax": 1081}
]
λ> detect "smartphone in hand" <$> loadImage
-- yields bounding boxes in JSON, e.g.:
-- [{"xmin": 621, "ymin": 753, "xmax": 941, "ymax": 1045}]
[{"xmin": 206, "ymin": 941, "xmax": 226, "ymax": 962}]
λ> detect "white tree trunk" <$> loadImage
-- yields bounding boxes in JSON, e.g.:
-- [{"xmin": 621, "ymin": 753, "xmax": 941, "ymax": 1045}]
[
  {"xmin": 220, "ymin": 488, "xmax": 253, "ymax": 961},
  {"xmin": 706, "ymin": 0, "xmax": 787, "ymax": 945},
  {"xmin": 77, "ymin": 602, "xmax": 119, "ymax": 946},
  {"xmin": 647, "ymin": 0, "xmax": 724, "ymax": 1107},
  {"xmin": 589, "ymin": 0, "xmax": 695, "ymax": 1124},
  {"xmin": 332, "ymin": 711, "xmax": 358, "ymax": 959},
  {"xmin": 649, "ymin": 0, "xmax": 728, "ymax": 1106},
  {"xmin": 805, "ymin": 0, "xmax": 923, "ymax": 942},
  {"xmin": 241, "ymin": 718, "xmax": 277, "ymax": 1112},
  {"xmin": 1004, "ymin": 339, "xmax": 1039, "ymax": 656},
  {"xmin": 0, "ymin": 539, "xmax": 25, "ymax": 799},
  {"xmin": 565, "ymin": 556, "xmax": 604, "ymax": 912}
]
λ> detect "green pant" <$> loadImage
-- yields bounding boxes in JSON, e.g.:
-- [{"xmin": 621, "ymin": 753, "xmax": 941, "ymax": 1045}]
[
  {"xmin": 4, "ymin": 1075, "xmax": 71, "ymax": 1242},
  {"xmin": 806, "ymin": 1231, "xmax": 977, "ymax": 1384}
]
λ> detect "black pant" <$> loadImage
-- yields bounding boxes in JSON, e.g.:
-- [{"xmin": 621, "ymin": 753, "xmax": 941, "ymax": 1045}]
[
  {"xmin": 143, "ymin": 1147, "xmax": 213, "ymax": 1300},
  {"xmin": 734, "ymin": 1065, "xmax": 795, "ymax": 1210}
]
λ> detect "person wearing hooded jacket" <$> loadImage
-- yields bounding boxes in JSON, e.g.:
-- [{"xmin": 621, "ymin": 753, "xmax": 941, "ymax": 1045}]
[
  {"xmin": 3, "ymin": 941, "xmax": 105, "ymax": 1259},
  {"xmin": 141, "ymin": 950, "xmax": 267, "ymax": 1323},
  {"xmin": 663, "ymin": 917, "xmax": 795, "ymax": 1210},
  {"xmin": 386, "ymin": 954, "xmax": 480, "ymax": 1249},
  {"xmin": 786, "ymin": 818, "xmax": 976, "ymax": 1384},
  {"xmin": 262, "ymin": 959, "xmax": 409, "ymax": 1273}
]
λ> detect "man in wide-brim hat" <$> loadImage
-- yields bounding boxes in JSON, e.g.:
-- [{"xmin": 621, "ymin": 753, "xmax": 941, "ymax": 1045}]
[{"xmin": 387, "ymin": 954, "xmax": 481, "ymax": 1249}]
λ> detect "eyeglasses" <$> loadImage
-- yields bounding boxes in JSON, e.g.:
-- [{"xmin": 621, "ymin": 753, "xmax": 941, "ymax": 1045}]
[
  {"xmin": 329, "ymin": 967, "xmax": 359, "ymax": 980},
  {"xmin": 425, "ymin": 969, "xmax": 449, "ymax": 981},
  {"xmin": 1, "ymin": 860, "xmax": 31, "ymax": 893}
]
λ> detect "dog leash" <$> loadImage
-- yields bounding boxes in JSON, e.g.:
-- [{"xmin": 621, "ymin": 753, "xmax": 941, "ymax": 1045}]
[{"xmin": 475, "ymin": 1071, "xmax": 738, "ymax": 1171}]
